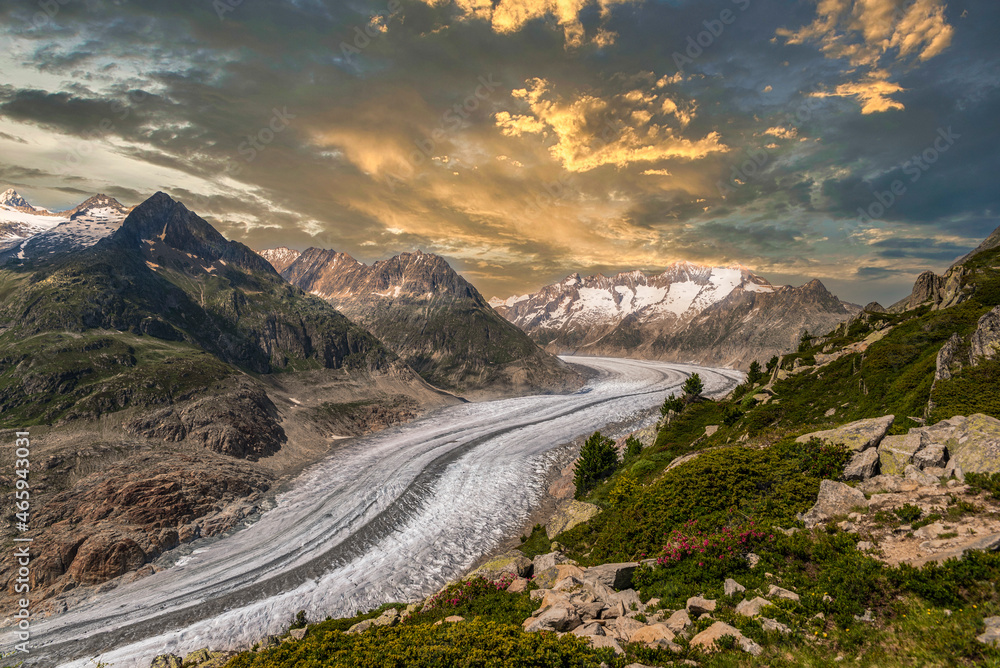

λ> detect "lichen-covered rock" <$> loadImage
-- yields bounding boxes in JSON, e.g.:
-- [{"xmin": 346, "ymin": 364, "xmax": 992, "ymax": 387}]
[
  {"xmin": 796, "ymin": 415, "xmax": 895, "ymax": 451},
  {"xmin": 532, "ymin": 564, "xmax": 585, "ymax": 590},
  {"xmin": 468, "ymin": 551, "xmax": 533, "ymax": 581},
  {"xmin": 532, "ymin": 551, "xmax": 565, "ymax": 573},
  {"xmin": 768, "ymin": 585, "xmax": 800, "ymax": 602},
  {"xmin": 735, "ymin": 597, "xmax": 772, "ymax": 617},
  {"xmin": 944, "ymin": 414, "xmax": 1000, "ymax": 474},
  {"xmin": 879, "ymin": 434, "xmax": 922, "ymax": 475},
  {"xmin": 546, "ymin": 500, "xmax": 600, "ymax": 539},
  {"xmin": 799, "ymin": 479, "xmax": 868, "ymax": 528},
  {"xmin": 150, "ymin": 656, "xmax": 182, "ymax": 668}
]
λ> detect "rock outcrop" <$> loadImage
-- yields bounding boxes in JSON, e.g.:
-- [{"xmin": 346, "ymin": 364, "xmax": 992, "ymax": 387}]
[
  {"xmin": 795, "ymin": 415, "xmax": 895, "ymax": 452},
  {"xmin": 799, "ymin": 480, "xmax": 868, "ymax": 527}
]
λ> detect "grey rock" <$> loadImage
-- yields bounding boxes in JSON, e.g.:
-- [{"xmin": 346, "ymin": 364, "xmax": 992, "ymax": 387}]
[
  {"xmin": 978, "ymin": 616, "xmax": 1000, "ymax": 647},
  {"xmin": 904, "ymin": 464, "xmax": 940, "ymax": 486},
  {"xmin": 914, "ymin": 442, "xmax": 949, "ymax": 469},
  {"xmin": 572, "ymin": 622, "xmax": 606, "ymax": 637},
  {"xmin": 686, "ymin": 596, "xmax": 717, "ymax": 615},
  {"xmin": 935, "ymin": 332, "xmax": 965, "ymax": 381},
  {"xmin": 664, "ymin": 608, "xmax": 692, "ymax": 633},
  {"xmin": 879, "ymin": 434, "xmax": 922, "ymax": 475},
  {"xmin": 690, "ymin": 621, "xmax": 763, "ymax": 656},
  {"xmin": 289, "ymin": 628, "xmax": 307, "ymax": 640},
  {"xmin": 525, "ymin": 605, "xmax": 582, "ymax": 632},
  {"xmin": 761, "ymin": 617, "xmax": 791, "ymax": 633},
  {"xmin": 799, "ymin": 480, "xmax": 868, "ymax": 528},
  {"xmin": 532, "ymin": 551, "xmax": 567, "ymax": 573},
  {"xmin": 582, "ymin": 562, "xmax": 638, "ymax": 591},
  {"xmin": 735, "ymin": 597, "xmax": 772, "ymax": 618},
  {"xmin": 767, "ymin": 585, "xmax": 800, "ymax": 602},
  {"xmin": 970, "ymin": 306, "xmax": 1000, "ymax": 363},
  {"xmin": 843, "ymin": 448, "xmax": 880, "ymax": 481},
  {"xmin": 724, "ymin": 578, "xmax": 746, "ymax": 597}
]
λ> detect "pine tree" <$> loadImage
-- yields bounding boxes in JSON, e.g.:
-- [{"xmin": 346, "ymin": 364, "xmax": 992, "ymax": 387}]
[
  {"xmin": 573, "ymin": 431, "xmax": 619, "ymax": 499},
  {"xmin": 683, "ymin": 373, "xmax": 704, "ymax": 400},
  {"xmin": 766, "ymin": 355, "xmax": 779, "ymax": 374},
  {"xmin": 747, "ymin": 360, "xmax": 763, "ymax": 386}
]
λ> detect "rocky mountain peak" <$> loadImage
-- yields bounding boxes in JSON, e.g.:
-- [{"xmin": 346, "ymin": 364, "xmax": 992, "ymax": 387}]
[
  {"xmin": 257, "ymin": 246, "xmax": 302, "ymax": 273},
  {"xmin": 112, "ymin": 192, "xmax": 276, "ymax": 275},
  {"xmin": 67, "ymin": 193, "xmax": 130, "ymax": 219},
  {"xmin": 0, "ymin": 189, "xmax": 32, "ymax": 210}
]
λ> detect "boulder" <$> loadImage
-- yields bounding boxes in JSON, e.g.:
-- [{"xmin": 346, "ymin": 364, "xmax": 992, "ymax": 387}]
[
  {"xmin": 878, "ymin": 434, "xmax": 922, "ymax": 475},
  {"xmin": 977, "ymin": 616, "xmax": 1000, "ymax": 647},
  {"xmin": 582, "ymin": 562, "xmax": 639, "ymax": 591},
  {"xmin": 507, "ymin": 576, "xmax": 529, "ymax": 594},
  {"xmin": 532, "ymin": 551, "xmax": 566, "ymax": 573},
  {"xmin": 795, "ymin": 415, "xmax": 895, "ymax": 452},
  {"xmin": 572, "ymin": 622, "xmax": 606, "ymax": 637},
  {"xmin": 151, "ymin": 656, "xmax": 182, "ymax": 668},
  {"xmin": 767, "ymin": 585, "xmax": 800, "ymax": 602},
  {"xmin": 904, "ymin": 464, "xmax": 940, "ymax": 486},
  {"xmin": 609, "ymin": 616, "xmax": 647, "ymax": 642},
  {"xmin": 943, "ymin": 414, "xmax": 1000, "ymax": 474},
  {"xmin": 289, "ymin": 628, "xmax": 307, "ymax": 640},
  {"xmin": 913, "ymin": 441, "xmax": 949, "ymax": 469},
  {"xmin": 533, "ymin": 564, "xmax": 585, "ymax": 590},
  {"xmin": 686, "ymin": 596, "xmax": 716, "ymax": 615},
  {"xmin": 630, "ymin": 623, "xmax": 680, "ymax": 650},
  {"xmin": 547, "ymin": 500, "xmax": 600, "ymax": 539},
  {"xmin": 588, "ymin": 636, "xmax": 624, "ymax": 655},
  {"xmin": 184, "ymin": 650, "xmax": 214, "ymax": 664},
  {"xmin": 843, "ymin": 448, "xmax": 880, "ymax": 481},
  {"xmin": 664, "ymin": 609, "xmax": 692, "ymax": 633},
  {"xmin": 762, "ymin": 617, "xmax": 791, "ymax": 634},
  {"xmin": 469, "ymin": 551, "xmax": 533, "ymax": 581},
  {"xmin": 735, "ymin": 597, "xmax": 772, "ymax": 617},
  {"xmin": 690, "ymin": 621, "xmax": 763, "ymax": 656},
  {"xmin": 610, "ymin": 589, "xmax": 643, "ymax": 613},
  {"xmin": 858, "ymin": 474, "xmax": 907, "ymax": 494},
  {"xmin": 523, "ymin": 605, "xmax": 581, "ymax": 632},
  {"xmin": 799, "ymin": 480, "xmax": 868, "ymax": 528},
  {"xmin": 970, "ymin": 306, "xmax": 1000, "ymax": 362},
  {"xmin": 723, "ymin": 578, "xmax": 746, "ymax": 597}
]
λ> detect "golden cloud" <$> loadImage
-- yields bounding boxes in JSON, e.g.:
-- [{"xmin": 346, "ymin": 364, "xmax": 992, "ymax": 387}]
[
  {"xmin": 777, "ymin": 0, "xmax": 953, "ymax": 113},
  {"xmin": 415, "ymin": 0, "xmax": 638, "ymax": 47},
  {"xmin": 494, "ymin": 77, "xmax": 727, "ymax": 172}
]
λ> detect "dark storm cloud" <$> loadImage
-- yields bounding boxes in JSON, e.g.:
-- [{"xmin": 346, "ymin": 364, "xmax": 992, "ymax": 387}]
[{"xmin": 0, "ymin": 0, "xmax": 997, "ymax": 305}]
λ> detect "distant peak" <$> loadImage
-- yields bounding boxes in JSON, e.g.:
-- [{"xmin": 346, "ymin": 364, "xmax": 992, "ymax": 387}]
[{"xmin": 0, "ymin": 188, "xmax": 32, "ymax": 209}]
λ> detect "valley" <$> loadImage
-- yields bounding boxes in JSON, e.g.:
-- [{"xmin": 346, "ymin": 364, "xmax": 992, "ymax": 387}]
[{"xmin": 6, "ymin": 357, "xmax": 742, "ymax": 667}]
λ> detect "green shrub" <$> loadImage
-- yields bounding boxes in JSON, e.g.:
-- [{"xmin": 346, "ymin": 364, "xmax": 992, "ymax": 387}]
[
  {"xmin": 573, "ymin": 431, "xmax": 619, "ymax": 499},
  {"xmin": 895, "ymin": 504, "xmax": 923, "ymax": 523},
  {"xmin": 225, "ymin": 619, "xmax": 611, "ymax": 668},
  {"xmin": 797, "ymin": 438, "xmax": 851, "ymax": 479},
  {"xmin": 623, "ymin": 436, "xmax": 643, "ymax": 460},
  {"xmin": 966, "ymin": 472, "xmax": 1000, "ymax": 499}
]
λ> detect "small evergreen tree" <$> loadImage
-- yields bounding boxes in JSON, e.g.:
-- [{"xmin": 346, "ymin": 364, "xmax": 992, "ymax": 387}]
[
  {"xmin": 746, "ymin": 360, "xmax": 763, "ymax": 386},
  {"xmin": 683, "ymin": 373, "xmax": 704, "ymax": 400},
  {"xmin": 765, "ymin": 355, "xmax": 779, "ymax": 374},
  {"xmin": 573, "ymin": 431, "xmax": 619, "ymax": 498},
  {"xmin": 624, "ymin": 435, "xmax": 643, "ymax": 460},
  {"xmin": 660, "ymin": 394, "xmax": 685, "ymax": 417},
  {"xmin": 799, "ymin": 330, "xmax": 812, "ymax": 352}
]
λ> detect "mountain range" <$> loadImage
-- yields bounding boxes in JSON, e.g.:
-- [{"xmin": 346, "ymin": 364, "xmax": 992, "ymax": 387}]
[
  {"xmin": 490, "ymin": 264, "xmax": 860, "ymax": 368},
  {"xmin": 262, "ymin": 247, "xmax": 581, "ymax": 397},
  {"xmin": 0, "ymin": 189, "xmax": 133, "ymax": 257}
]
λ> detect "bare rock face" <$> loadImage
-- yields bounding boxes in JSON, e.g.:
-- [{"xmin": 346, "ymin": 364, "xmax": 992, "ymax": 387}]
[
  {"xmin": 5, "ymin": 455, "xmax": 270, "ymax": 603},
  {"xmin": 890, "ymin": 265, "xmax": 971, "ymax": 313},
  {"xmin": 970, "ymin": 306, "xmax": 1000, "ymax": 362},
  {"xmin": 935, "ymin": 332, "xmax": 966, "ymax": 381},
  {"xmin": 126, "ymin": 381, "xmax": 286, "ymax": 460},
  {"xmin": 843, "ymin": 448, "xmax": 881, "ymax": 481}
]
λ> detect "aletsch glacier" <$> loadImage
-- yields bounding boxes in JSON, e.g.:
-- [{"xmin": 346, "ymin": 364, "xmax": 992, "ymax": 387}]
[{"xmin": 14, "ymin": 357, "xmax": 741, "ymax": 667}]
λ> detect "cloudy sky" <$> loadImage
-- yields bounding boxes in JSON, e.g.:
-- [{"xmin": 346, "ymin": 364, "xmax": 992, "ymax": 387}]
[{"xmin": 0, "ymin": 0, "xmax": 997, "ymax": 304}]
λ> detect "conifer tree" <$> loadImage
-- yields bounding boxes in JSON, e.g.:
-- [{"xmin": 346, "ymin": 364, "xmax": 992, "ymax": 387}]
[{"xmin": 573, "ymin": 431, "xmax": 619, "ymax": 498}]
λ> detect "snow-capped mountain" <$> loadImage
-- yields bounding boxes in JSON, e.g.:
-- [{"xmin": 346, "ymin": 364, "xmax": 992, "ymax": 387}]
[
  {"xmin": 491, "ymin": 263, "xmax": 860, "ymax": 369},
  {"xmin": 1, "ymin": 193, "xmax": 132, "ymax": 259},
  {"xmin": 256, "ymin": 246, "xmax": 301, "ymax": 273},
  {"xmin": 0, "ymin": 189, "xmax": 66, "ymax": 247},
  {"xmin": 265, "ymin": 247, "xmax": 581, "ymax": 397}
]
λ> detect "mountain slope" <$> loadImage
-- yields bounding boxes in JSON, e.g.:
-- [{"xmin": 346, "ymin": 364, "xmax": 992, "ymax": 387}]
[
  {"xmin": 492, "ymin": 264, "xmax": 859, "ymax": 369},
  {"xmin": 258, "ymin": 246, "xmax": 302, "ymax": 273},
  {"xmin": 273, "ymin": 247, "xmax": 581, "ymax": 396},
  {"xmin": 0, "ymin": 192, "xmax": 458, "ymax": 608}
]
